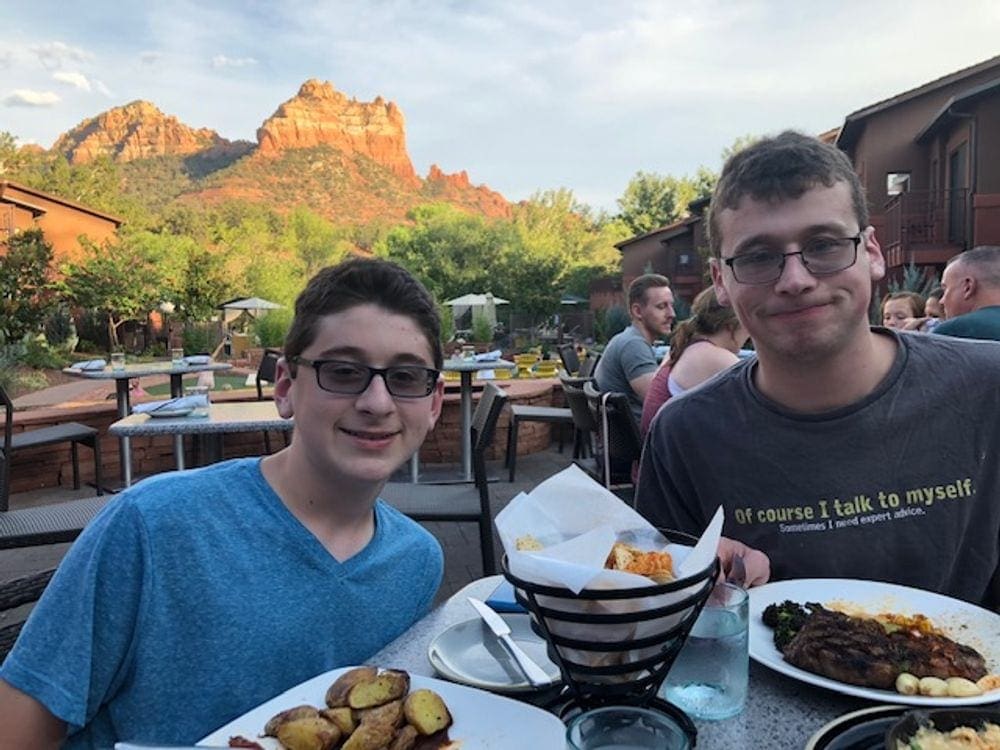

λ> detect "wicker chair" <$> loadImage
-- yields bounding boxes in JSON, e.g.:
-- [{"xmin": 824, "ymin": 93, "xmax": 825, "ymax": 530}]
[{"xmin": 582, "ymin": 381, "xmax": 643, "ymax": 496}]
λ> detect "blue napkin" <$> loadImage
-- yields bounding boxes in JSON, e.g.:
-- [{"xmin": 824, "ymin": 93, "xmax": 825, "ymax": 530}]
[
  {"xmin": 183, "ymin": 355, "xmax": 211, "ymax": 365},
  {"xmin": 474, "ymin": 349, "xmax": 502, "ymax": 362},
  {"xmin": 133, "ymin": 395, "xmax": 208, "ymax": 413},
  {"xmin": 485, "ymin": 579, "xmax": 526, "ymax": 613},
  {"xmin": 70, "ymin": 359, "xmax": 107, "ymax": 371}
]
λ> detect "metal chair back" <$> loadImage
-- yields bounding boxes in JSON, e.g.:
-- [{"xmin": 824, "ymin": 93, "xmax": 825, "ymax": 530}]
[
  {"xmin": 583, "ymin": 381, "xmax": 643, "ymax": 490},
  {"xmin": 557, "ymin": 343, "xmax": 581, "ymax": 375},
  {"xmin": 578, "ymin": 352, "xmax": 601, "ymax": 378}
]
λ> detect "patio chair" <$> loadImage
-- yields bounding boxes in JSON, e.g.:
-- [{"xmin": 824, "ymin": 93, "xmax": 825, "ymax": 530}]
[
  {"xmin": 560, "ymin": 374, "xmax": 596, "ymax": 461},
  {"xmin": 256, "ymin": 348, "xmax": 288, "ymax": 454},
  {"xmin": 380, "ymin": 382, "xmax": 508, "ymax": 576},
  {"xmin": 0, "ymin": 567, "xmax": 56, "ymax": 659},
  {"xmin": 583, "ymin": 381, "xmax": 643, "ymax": 498},
  {"xmin": 578, "ymin": 352, "xmax": 601, "ymax": 378},
  {"xmin": 1, "ymin": 386, "xmax": 104, "ymax": 509},
  {"xmin": 557, "ymin": 343, "xmax": 581, "ymax": 375},
  {"xmin": 504, "ymin": 395, "xmax": 574, "ymax": 482}
]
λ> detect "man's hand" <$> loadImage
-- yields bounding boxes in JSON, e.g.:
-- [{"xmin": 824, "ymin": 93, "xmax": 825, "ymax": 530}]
[{"xmin": 718, "ymin": 536, "xmax": 770, "ymax": 587}]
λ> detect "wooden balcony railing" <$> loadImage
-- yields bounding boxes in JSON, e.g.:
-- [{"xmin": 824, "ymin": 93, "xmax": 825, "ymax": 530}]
[{"xmin": 882, "ymin": 189, "xmax": 969, "ymax": 264}]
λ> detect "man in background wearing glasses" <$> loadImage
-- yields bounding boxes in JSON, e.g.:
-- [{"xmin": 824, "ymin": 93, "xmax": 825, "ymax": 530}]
[
  {"xmin": 636, "ymin": 131, "xmax": 1000, "ymax": 609},
  {"xmin": 0, "ymin": 259, "xmax": 446, "ymax": 748}
]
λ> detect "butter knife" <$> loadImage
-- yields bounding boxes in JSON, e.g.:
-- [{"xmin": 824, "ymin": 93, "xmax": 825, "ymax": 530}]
[{"xmin": 468, "ymin": 597, "xmax": 551, "ymax": 687}]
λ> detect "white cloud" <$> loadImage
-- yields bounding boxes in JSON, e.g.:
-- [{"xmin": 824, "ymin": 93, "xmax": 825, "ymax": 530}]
[
  {"xmin": 4, "ymin": 89, "xmax": 60, "ymax": 107},
  {"xmin": 30, "ymin": 40, "xmax": 92, "ymax": 69},
  {"xmin": 53, "ymin": 70, "xmax": 91, "ymax": 91},
  {"xmin": 211, "ymin": 54, "xmax": 257, "ymax": 69},
  {"xmin": 94, "ymin": 80, "xmax": 113, "ymax": 97}
]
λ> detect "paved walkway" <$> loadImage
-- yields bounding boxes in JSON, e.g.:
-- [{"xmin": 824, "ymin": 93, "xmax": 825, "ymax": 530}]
[{"xmin": 12, "ymin": 377, "xmax": 120, "ymax": 409}]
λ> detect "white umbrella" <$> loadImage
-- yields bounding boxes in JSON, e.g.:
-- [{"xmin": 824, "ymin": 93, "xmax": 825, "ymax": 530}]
[
  {"xmin": 444, "ymin": 293, "xmax": 510, "ymax": 307},
  {"xmin": 220, "ymin": 297, "xmax": 283, "ymax": 311}
]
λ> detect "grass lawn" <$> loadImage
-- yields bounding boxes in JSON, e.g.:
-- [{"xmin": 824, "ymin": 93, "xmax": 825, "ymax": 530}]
[{"xmin": 143, "ymin": 374, "xmax": 254, "ymax": 397}]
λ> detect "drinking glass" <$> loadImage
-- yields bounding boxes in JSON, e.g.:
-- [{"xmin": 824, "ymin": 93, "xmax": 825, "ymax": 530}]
[
  {"xmin": 659, "ymin": 582, "xmax": 749, "ymax": 720},
  {"xmin": 110, "ymin": 351, "xmax": 126, "ymax": 371},
  {"xmin": 565, "ymin": 706, "xmax": 690, "ymax": 750},
  {"xmin": 171, "ymin": 348, "xmax": 185, "ymax": 366},
  {"xmin": 185, "ymin": 385, "xmax": 211, "ymax": 418}
]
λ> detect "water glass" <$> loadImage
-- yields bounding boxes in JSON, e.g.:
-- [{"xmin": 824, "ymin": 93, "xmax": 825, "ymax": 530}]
[
  {"xmin": 171, "ymin": 348, "xmax": 185, "ymax": 366},
  {"xmin": 659, "ymin": 582, "xmax": 749, "ymax": 721},
  {"xmin": 110, "ymin": 352, "xmax": 126, "ymax": 371},
  {"xmin": 185, "ymin": 385, "xmax": 211, "ymax": 418},
  {"xmin": 565, "ymin": 706, "xmax": 690, "ymax": 750}
]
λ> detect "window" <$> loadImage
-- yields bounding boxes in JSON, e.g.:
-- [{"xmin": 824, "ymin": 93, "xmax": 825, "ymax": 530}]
[{"xmin": 886, "ymin": 172, "xmax": 911, "ymax": 196}]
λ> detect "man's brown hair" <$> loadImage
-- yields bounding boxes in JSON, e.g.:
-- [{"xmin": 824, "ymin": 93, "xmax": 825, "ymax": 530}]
[
  {"xmin": 707, "ymin": 131, "xmax": 868, "ymax": 257},
  {"xmin": 628, "ymin": 273, "xmax": 671, "ymax": 309}
]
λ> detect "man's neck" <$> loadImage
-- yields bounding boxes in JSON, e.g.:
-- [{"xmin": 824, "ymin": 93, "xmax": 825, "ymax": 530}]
[
  {"xmin": 753, "ymin": 327, "xmax": 898, "ymax": 413},
  {"xmin": 630, "ymin": 320, "xmax": 654, "ymax": 344}
]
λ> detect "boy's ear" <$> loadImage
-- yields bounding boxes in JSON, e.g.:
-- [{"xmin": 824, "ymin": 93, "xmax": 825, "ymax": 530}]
[{"xmin": 273, "ymin": 357, "xmax": 296, "ymax": 417}]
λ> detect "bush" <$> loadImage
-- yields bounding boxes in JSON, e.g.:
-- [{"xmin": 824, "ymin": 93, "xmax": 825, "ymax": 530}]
[
  {"xmin": 43, "ymin": 307, "xmax": 78, "ymax": 353},
  {"xmin": 20, "ymin": 336, "xmax": 66, "ymax": 369},
  {"xmin": 251, "ymin": 308, "xmax": 293, "ymax": 348},
  {"xmin": 471, "ymin": 310, "xmax": 493, "ymax": 342},
  {"xmin": 182, "ymin": 324, "xmax": 215, "ymax": 354}
]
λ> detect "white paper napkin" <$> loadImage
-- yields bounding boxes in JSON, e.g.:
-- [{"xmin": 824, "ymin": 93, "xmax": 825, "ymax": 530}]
[
  {"xmin": 70, "ymin": 359, "xmax": 107, "ymax": 371},
  {"xmin": 132, "ymin": 395, "xmax": 208, "ymax": 413}
]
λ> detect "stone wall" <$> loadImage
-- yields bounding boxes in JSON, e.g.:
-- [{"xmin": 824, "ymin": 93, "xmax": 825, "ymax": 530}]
[{"xmin": 7, "ymin": 380, "xmax": 565, "ymax": 495}]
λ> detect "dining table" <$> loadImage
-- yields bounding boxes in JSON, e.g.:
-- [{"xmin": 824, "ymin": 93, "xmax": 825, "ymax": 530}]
[
  {"xmin": 108, "ymin": 400, "xmax": 291, "ymax": 486},
  {"xmin": 365, "ymin": 575, "xmax": 874, "ymax": 749},
  {"xmin": 63, "ymin": 359, "xmax": 233, "ymax": 488},
  {"xmin": 440, "ymin": 357, "xmax": 516, "ymax": 481}
]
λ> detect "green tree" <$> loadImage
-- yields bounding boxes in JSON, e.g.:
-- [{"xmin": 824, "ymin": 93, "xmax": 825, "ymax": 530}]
[
  {"xmin": 283, "ymin": 206, "xmax": 353, "ymax": 277},
  {"xmin": 0, "ymin": 229, "xmax": 56, "ymax": 343},
  {"xmin": 616, "ymin": 171, "xmax": 715, "ymax": 236},
  {"xmin": 61, "ymin": 235, "xmax": 167, "ymax": 349}
]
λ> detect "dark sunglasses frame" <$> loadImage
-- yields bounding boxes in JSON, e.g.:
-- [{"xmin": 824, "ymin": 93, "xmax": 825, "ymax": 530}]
[{"xmin": 288, "ymin": 356, "xmax": 440, "ymax": 398}]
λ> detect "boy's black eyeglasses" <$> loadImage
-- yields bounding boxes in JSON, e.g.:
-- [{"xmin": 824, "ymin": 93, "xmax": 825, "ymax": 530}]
[
  {"xmin": 723, "ymin": 234, "xmax": 862, "ymax": 285},
  {"xmin": 288, "ymin": 357, "xmax": 439, "ymax": 398}
]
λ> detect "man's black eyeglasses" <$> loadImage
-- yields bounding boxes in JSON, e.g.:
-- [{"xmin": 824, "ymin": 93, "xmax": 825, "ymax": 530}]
[
  {"xmin": 289, "ymin": 357, "xmax": 439, "ymax": 398},
  {"xmin": 723, "ymin": 234, "xmax": 863, "ymax": 285}
]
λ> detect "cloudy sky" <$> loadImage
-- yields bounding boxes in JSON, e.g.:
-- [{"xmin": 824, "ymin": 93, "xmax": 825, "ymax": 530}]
[{"xmin": 2, "ymin": 1, "xmax": 998, "ymax": 211}]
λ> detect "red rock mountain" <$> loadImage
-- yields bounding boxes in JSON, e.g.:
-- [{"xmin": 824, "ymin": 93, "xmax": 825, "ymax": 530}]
[
  {"xmin": 47, "ymin": 81, "xmax": 509, "ymax": 223},
  {"xmin": 53, "ymin": 101, "xmax": 237, "ymax": 164},
  {"xmin": 256, "ymin": 79, "xmax": 418, "ymax": 185}
]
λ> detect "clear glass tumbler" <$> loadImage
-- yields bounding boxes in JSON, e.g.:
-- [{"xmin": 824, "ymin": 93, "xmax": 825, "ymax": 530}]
[
  {"xmin": 185, "ymin": 385, "xmax": 210, "ymax": 418},
  {"xmin": 566, "ymin": 706, "xmax": 690, "ymax": 750},
  {"xmin": 110, "ymin": 352, "xmax": 126, "ymax": 371},
  {"xmin": 659, "ymin": 582, "xmax": 749, "ymax": 721},
  {"xmin": 171, "ymin": 348, "xmax": 185, "ymax": 366}
]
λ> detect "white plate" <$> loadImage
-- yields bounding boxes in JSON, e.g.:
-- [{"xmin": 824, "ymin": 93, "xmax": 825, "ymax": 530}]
[
  {"xmin": 749, "ymin": 578, "xmax": 1000, "ymax": 706},
  {"xmin": 428, "ymin": 614, "xmax": 561, "ymax": 693},
  {"xmin": 148, "ymin": 407, "xmax": 194, "ymax": 418},
  {"xmin": 198, "ymin": 666, "xmax": 566, "ymax": 748}
]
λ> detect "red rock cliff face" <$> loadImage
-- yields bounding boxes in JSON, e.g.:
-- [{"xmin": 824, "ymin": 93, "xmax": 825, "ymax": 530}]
[
  {"xmin": 425, "ymin": 164, "xmax": 511, "ymax": 218},
  {"xmin": 53, "ymin": 101, "xmax": 231, "ymax": 164},
  {"xmin": 256, "ymin": 79, "xmax": 418, "ymax": 186}
]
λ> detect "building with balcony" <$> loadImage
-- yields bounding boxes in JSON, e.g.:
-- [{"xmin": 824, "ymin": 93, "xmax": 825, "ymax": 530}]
[{"xmin": 836, "ymin": 54, "xmax": 1000, "ymax": 285}]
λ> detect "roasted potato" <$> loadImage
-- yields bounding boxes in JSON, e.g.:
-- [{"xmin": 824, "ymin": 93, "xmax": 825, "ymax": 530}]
[
  {"xmin": 403, "ymin": 689, "xmax": 452, "ymax": 735},
  {"xmin": 340, "ymin": 721, "xmax": 396, "ymax": 750},
  {"xmin": 325, "ymin": 666, "xmax": 379, "ymax": 708},
  {"xmin": 356, "ymin": 698, "xmax": 405, "ymax": 730},
  {"xmin": 320, "ymin": 706, "xmax": 356, "ymax": 736},
  {"xmin": 273, "ymin": 716, "xmax": 342, "ymax": 750},
  {"xmin": 388, "ymin": 724, "xmax": 419, "ymax": 750},
  {"xmin": 264, "ymin": 705, "xmax": 322, "ymax": 736},
  {"xmin": 348, "ymin": 670, "xmax": 410, "ymax": 709}
]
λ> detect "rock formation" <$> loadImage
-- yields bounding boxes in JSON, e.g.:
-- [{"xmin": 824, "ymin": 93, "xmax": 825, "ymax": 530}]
[
  {"xmin": 256, "ymin": 79, "xmax": 419, "ymax": 186},
  {"xmin": 425, "ymin": 164, "xmax": 510, "ymax": 218},
  {"xmin": 53, "ymin": 101, "xmax": 234, "ymax": 164}
]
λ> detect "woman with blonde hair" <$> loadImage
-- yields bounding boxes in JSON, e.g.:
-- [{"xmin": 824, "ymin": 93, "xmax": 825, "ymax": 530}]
[{"xmin": 640, "ymin": 287, "xmax": 749, "ymax": 437}]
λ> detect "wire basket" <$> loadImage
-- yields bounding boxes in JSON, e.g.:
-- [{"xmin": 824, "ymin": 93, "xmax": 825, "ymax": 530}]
[{"xmin": 502, "ymin": 529, "xmax": 719, "ymax": 730}]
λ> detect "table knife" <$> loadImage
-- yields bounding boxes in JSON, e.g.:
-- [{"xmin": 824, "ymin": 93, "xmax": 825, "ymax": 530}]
[{"xmin": 468, "ymin": 596, "xmax": 551, "ymax": 686}]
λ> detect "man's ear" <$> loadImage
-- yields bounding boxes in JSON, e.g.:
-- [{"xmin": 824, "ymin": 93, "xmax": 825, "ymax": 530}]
[
  {"xmin": 710, "ymin": 258, "xmax": 731, "ymax": 307},
  {"xmin": 963, "ymin": 275, "xmax": 978, "ymax": 300},
  {"xmin": 863, "ymin": 227, "xmax": 886, "ymax": 283},
  {"xmin": 273, "ymin": 357, "xmax": 296, "ymax": 418}
]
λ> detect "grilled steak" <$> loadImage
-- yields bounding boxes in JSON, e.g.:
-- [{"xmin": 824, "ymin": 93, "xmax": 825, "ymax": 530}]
[{"xmin": 779, "ymin": 605, "xmax": 987, "ymax": 690}]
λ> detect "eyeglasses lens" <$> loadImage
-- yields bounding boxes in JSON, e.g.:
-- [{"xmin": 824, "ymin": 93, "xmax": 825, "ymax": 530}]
[{"xmin": 317, "ymin": 362, "xmax": 434, "ymax": 397}]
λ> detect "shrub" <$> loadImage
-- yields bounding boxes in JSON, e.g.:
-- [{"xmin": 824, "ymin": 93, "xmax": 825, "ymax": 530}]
[
  {"xmin": 43, "ymin": 307, "xmax": 78, "ymax": 353},
  {"xmin": 251, "ymin": 308, "xmax": 293, "ymax": 349},
  {"xmin": 182, "ymin": 324, "xmax": 215, "ymax": 354},
  {"xmin": 471, "ymin": 310, "xmax": 493, "ymax": 342},
  {"xmin": 20, "ymin": 336, "xmax": 66, "ymax": 369}
]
